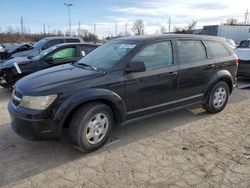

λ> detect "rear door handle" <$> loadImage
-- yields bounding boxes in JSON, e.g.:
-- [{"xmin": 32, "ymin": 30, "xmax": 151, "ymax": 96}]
[
  {"xmin": 166, "ymin": 71, "xmax": 178, "ymax": 76},
  {"xmin": 207, "ymin": 64, "xmax": 215, "ymax": 68}
]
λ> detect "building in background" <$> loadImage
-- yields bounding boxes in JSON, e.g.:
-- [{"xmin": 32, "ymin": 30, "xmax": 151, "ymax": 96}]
[{"xmin": 199, "ymin": 25, "xmax": 250, "ymax": 43}]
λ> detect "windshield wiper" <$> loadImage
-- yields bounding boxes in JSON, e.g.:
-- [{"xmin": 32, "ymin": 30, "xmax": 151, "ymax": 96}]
[{"xmin": 74, "ymin": 63, "xmax": 97, "ymax": 70}]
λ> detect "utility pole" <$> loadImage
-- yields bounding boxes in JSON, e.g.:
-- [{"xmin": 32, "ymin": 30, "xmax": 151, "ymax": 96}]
[
  {"xmin": 115, "ymin": 22, "xmax": 118, "ymax": 36},
  {"xmin": 78, "ymin": 20, "xmax": 81, "ymax": 36},
  {"xmin": 48, "ymin": 26, "xmax": 51, "ymax": 34},
  {"xmin": 20, "ymin": 16, "xmax": 24, "ymax": 34},
  {"xmin": 64, "ymin": 3, "xmax": 73, "ymax": 35},
  {"xmin": 244, "ymin": 9, "xmax": 249, "ymax": 25},
  {"xmin": 168, "ymin": 17, "xmax": 171, "ymax": 33},
  {"xmin": 125, "ymin": 22, "xmax": 128, "ymax": 36},
  {"xmin": 94, "ymin": 24, "xmax": 96, "ymax": 35},
  {"xmin": 43, "ymin": 23, "xmax": 46, "ymax": 35}
]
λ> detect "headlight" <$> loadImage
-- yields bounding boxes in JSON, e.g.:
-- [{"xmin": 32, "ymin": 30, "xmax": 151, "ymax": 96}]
[{"xmin": 19, "ymin": 95, "xmax": 57, "ymax": 110}]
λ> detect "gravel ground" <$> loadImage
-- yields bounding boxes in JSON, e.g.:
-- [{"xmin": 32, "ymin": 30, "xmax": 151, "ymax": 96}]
[{"xmin": 0, "ymin": 81, "xmax": 250, "ymax": 188}]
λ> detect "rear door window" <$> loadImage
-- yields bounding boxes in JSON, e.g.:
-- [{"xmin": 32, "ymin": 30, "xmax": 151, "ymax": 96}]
[
  {"xmin": 132, "ymin": 41, "xmax": 173, "ymax": 70},
  {"xmin": 204, "ymin": 41, "xmax": 230, "ymax": 58},
  {"xmin": 177, "ymin": 40, "xmax": 206, "ymax": 64}
]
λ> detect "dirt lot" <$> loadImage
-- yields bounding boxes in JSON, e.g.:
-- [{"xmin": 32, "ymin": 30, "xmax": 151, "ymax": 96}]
[{"xmin": 0, "ymin": 81, "xmax": 250, "ymax": 188}]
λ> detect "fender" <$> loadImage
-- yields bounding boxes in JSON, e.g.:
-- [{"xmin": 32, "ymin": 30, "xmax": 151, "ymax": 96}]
[
  {"xmin": 54, "ymin": 88, "xmax": 127, "ymax": 128},
  {"xmin": 203, "ymin": 70, "xmax": 234, "ymax": 103}
]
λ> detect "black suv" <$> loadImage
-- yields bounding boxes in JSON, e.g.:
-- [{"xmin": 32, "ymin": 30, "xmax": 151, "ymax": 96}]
[
  {"xmin": 8, "ymin": 34, "xmax": 237, "ymax": 153},
  {"xmin": 0, "ymin": 43, "xmax": 99, "ymax": 89}
]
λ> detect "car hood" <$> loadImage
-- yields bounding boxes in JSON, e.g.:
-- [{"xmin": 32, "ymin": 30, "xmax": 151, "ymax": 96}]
[
  {"xmin": 0, "ymin": 56, "xmax": 31, "ymax": 69},
  {"xmin": 5, "ymin": 43, "xmax": 32, "ymax": 53},
  {"xmin": 11, "ymin": 48, "xmax": 39, "ymax": 58},
  {"xmin": 16, "ymin": 63, "xmax": 105, "ymax": 94}
]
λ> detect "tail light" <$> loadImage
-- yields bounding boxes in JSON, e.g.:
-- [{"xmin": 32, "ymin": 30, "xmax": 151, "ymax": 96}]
[{"xmin": 233, "ymin": 53, "xmax": 239, "ymax": 65}]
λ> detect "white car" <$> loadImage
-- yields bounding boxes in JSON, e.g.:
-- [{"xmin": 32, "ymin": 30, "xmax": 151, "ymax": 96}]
[{"xmin": 235, "ymin": 39, "xmax": 250, "ymax": 77}]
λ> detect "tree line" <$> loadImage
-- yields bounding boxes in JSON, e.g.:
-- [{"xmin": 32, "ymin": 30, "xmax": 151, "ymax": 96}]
[{"xmin": 0, "ymin": 18, "xmax": 242, "ymax": 43}]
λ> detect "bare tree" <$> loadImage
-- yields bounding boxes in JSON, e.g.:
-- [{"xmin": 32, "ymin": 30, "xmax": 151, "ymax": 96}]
[
  {"xmin": 224, "ymin": 18, "xmax": 238, "ymax": 25},
  {"xmin": 132, "ymin": 20, "xmax": 145, "ymax": 35},
  {"xmin": 174, "ymin": 20, "xmax": 197, "ymax": 34},
  {"xmin": 187, "ymin": 20, "xmax": 197, "ymax": 31}
]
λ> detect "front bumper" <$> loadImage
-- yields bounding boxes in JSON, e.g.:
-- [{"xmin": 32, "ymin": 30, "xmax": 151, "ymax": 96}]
[{"xmin": 8, "ymin": 102, "xmax": 61, "ymax": 140}]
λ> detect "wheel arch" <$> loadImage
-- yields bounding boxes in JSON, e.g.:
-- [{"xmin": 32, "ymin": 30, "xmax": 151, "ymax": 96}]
[
  {"xmin": 55, "ymin": 89, "xmax": 127, "ymax": 130},
  {"xmin": 203, "ymin": 70, "xmax": 234, "ymax": 103}
]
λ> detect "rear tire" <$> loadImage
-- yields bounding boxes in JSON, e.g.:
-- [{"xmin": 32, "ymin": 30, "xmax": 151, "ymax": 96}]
[
  {"xmin": 203, "ymin": 81, "xmax": 229, "ymax": 114},
  {"xmin": 69, "ymin": 102, "xmax": 113, "ymax": 153}
]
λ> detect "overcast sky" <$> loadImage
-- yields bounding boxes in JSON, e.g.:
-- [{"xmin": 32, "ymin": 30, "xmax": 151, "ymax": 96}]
[{"xmin": 0, "ymin": 0, "xmax": 249, "ymax": 37}]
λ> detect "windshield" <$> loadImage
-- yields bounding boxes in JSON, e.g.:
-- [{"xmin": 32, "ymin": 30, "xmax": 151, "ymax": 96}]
[
  {"xmin": 33, "ymin": 39, "xmax": 46, "ymax": 49},
  {"xmin": 76, "ymin": 41, "xmax": 137, "ymax": 70},
  {"xmin": 31, "ymin": 46, "xmax": 57, "ymax": 61}
]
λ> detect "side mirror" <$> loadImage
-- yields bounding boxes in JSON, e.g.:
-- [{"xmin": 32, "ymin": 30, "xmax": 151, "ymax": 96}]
[
  {"xmin": 41, "ymin": 45, "xmax": 46, "ymax": 50},
  {"xmin": 127, "ymin": 61, "xmax": 146, "ymax": 73},
  {"xmin": 81, "ymin": 50, "xmax": 86, "ymax": 57},
  {"xmin": 44, "ymin": 56, "xmax": 54, "ymax": 63}
]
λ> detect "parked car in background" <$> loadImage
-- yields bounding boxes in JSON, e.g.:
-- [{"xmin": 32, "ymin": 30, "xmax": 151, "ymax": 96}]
[
  {"xmin": 8, "ymin": 34, "xmax": 237, "ymax": 153},
  {"xmin": 0, "ymin": 43, "xmax": 33, "ymax": 60},
  {"xmin": 0, "ymin": 44, "xmax": 5, "ymax": 62},
  {"xmin": 8, "ymin": 36, "xmax": 84, "ymax": 59},
  {"xmin": 235, "ymin": 39, "xmax": 250, "ymax": 77},
  {"xmin": 0, "ymin": 43, "xmax": 99, "ymax": 88}
]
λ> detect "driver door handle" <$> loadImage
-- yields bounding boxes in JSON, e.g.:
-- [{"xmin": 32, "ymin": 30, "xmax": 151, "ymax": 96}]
[{"xmin": 166, "ymin": 71, "xmax": 178, "ymax": 76}]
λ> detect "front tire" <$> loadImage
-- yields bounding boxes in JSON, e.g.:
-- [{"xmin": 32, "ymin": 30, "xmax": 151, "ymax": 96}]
[
  {"xmin": 203, "ymin": 81, "xmax": 229, "ymax": 114},
  {"xmin": 69, "ymin": 102, "xmax": 113, "ymax": 153}
]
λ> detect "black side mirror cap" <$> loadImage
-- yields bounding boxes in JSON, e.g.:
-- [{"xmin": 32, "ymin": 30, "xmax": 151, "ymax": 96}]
[
  {"xmin": 44, "ymin": 56, "xmax": 54, "ymax": 63},
  {"xmin": 127, "ymin": 61, "xmax": 146, "ymax": 73}
]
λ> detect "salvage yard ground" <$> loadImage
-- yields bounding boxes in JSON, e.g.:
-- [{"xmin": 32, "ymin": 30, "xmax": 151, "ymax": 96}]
[{"xmin": 0, "ymin": 80, "xmax": 250, "ymax": 188}]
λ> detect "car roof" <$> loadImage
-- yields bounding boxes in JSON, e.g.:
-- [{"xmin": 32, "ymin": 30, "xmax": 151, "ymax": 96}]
[
  {"xmin": 53, "ymin": 42, "xmax": 100, "ymax": 48},
  {"xmin": 43, "ymin": 36, "xmax": 83, "ymax": 41},
  {"xmin": 114, "ymin": 34, "xmax": 227, "ymax": 43}
]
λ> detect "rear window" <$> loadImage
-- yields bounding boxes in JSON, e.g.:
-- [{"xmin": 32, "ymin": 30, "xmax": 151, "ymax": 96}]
[
  {"xmin": 239, "ymin": 40, "xmax": 250, "ymax": 48},
  {"xmin": 204, "ymin": 41, "xmax": 230, "ymax": 58},
  {"xmin": 177, "ymin": 40, "xmax": 206, "ymax": 64}
]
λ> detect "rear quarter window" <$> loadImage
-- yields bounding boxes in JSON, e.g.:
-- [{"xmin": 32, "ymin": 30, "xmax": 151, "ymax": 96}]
[
  {"xmin": 177, "ymin": 40, "xmax": 206, "ymax": 64},
  {"xmin": 204, "ymin": 41, "xmax": 230, "ymax": 58}
]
